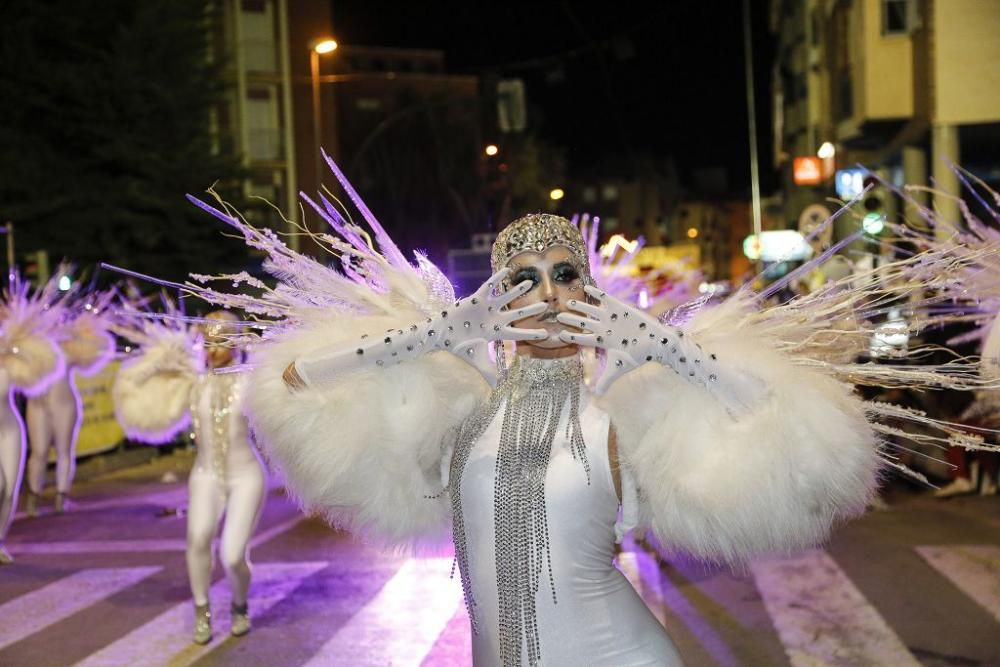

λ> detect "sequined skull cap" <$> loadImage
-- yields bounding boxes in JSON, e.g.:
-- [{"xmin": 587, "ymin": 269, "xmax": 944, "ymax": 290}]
[{"xmin": 490, "ymin": 213, "xmax": 592, "ymax": 283}]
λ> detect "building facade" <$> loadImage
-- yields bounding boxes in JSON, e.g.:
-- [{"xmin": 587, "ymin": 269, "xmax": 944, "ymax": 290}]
[{"xmin": 772, "ymin": 0, "xmax": 1000, "ymax": 238}]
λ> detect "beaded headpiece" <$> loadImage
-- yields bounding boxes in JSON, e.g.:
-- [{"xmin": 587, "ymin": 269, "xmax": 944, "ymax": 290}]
[{"xmin": 491, "ymin": 214, "xmax": 592, "ymax": 283}]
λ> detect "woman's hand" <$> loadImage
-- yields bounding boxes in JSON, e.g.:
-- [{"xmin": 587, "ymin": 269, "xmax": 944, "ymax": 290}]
[
  {"xmin": 556, "ymin": 285, "xmax": 722, "ymax": 394},
  {"xmin": 283, "ymin": 363, "xmax": 306, "ymax": 391},
  {"xmin": 292, "ymin": 268, "xmax": 547, "ymax": 388},
  {"xmin": 444, "ymin": 268, "xmax": 548, "ymax": 380}
]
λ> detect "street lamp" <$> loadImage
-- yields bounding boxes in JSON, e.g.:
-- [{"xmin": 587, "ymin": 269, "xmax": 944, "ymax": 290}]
[
  {"xmin": 549, "ymin": 188, "xmax": 565, "ymax": 201},
  {"xmin": 310, "ymin": 38, "xmax": 339, "ymax": 188},
  {"xmin": 485, "ymin": 144, "xmax": 499, "ymax": 157}
]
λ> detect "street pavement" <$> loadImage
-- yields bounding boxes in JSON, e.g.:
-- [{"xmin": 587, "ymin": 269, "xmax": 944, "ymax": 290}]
[{"xmin": 1, "ymin": 449, "xmax": 998, "ymax": 666}]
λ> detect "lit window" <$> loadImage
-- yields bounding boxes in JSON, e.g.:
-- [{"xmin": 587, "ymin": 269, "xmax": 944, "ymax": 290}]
[
  {"xmin": 601, "ymin": 185, "xmax": 618, "ymax": 201},
  {"xmin": 583, "ymin": 187, "xmax": 597, "ymax": 204}
]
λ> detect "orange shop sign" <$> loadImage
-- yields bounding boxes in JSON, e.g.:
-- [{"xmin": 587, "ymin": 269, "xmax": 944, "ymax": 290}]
[{"xmin": 793, "ymin": 157, "xmax": 823, "ymax": 185}]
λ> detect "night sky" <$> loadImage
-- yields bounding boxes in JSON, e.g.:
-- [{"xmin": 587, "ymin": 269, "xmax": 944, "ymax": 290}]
[{"xmin": 330, "ymin": 0, "xmax": 776, "ymax": 194}]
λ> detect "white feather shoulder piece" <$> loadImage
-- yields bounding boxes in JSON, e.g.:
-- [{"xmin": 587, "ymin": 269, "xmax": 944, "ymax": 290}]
[
  {"xmin": 0, "ymin": 273, "xmax": 65, "ymax": 396},
  {"xmin": 601, "ymin": 296, "xmax": 877, "ymax": 565},
  {"xmin": 246, "ymin": 315, "xmax": 487, "ymax": 546},
  {"xmin": 112, "ymin": 329, "xmax": 200, "ymax": 444}
]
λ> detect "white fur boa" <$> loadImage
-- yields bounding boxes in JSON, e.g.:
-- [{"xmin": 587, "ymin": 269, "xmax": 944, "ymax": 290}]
[
  {"xmin": 601, "ymin": 298, "xmax": 879, "ymax": 566},
  {"xmin": 112, "ymin": 332, "xmax": 199, "ymax": 444},
  {"xmin": 245, "ymin": 315, "xmax": 489, "ymax": 547}
]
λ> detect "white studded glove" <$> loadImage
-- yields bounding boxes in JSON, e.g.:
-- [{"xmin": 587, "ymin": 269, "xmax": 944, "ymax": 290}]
[
  {"xmin": 557, "ymin": 286, "xmax": 760, "ymax": 412},
  {"xmin": 294, "ymin": 268, "xmax": 547, "ymax": 387}
]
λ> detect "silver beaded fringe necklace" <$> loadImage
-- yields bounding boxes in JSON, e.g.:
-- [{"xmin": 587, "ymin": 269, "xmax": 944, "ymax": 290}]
[{"xmin": 448, "ymin": 353, "xmax": 590, "ymax": 666}]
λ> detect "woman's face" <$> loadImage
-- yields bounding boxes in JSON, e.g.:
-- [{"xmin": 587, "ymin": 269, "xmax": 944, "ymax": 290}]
[
  {"xmin": 506, "ymin": 245, "xmax": 585, "ymax": 356},
  {"xmin": 202, "ymin": 317, "xmax": 237, "ymax": 369},
  {"xmin": 205, "ymin": 337, "xmax": 235, "ymax": 369}
]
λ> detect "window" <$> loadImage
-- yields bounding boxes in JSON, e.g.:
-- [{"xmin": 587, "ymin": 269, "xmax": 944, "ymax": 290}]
[
  {"xmin": 601, "ymin": 184, "xmax": 618, "ymax": 201},
  {"xmin": 241, "ymin": 0, "xmax": 277, "ymax": 72},
  {"xmin": 583, "ymin": 187, "xmax": 597, "ymax": 204},
  {"xmin": 882, "ymin": 0, "xmax": 915, "ymax": 35},
  {"xmin": 246, "ymin": 86, "xmax": 281, "ymax": 161}
]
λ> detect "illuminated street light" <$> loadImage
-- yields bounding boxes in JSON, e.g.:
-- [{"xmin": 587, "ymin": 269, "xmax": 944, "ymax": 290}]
[
  {"xmin": 58, "ymin": 275, "xmax": 72, "ymax": 291},
  {"xmin": 485, "ymin": 144, "xmax": 499, "ymax": 156},
  {"xmin": 310, "ymin": 37, "xmax": 340, "ymax": 194},
  {"xmin": 549, "ymin": 188, "xmax": 565, "ymax": 201},
  {"xmin": 817, "ymin": 141, "xmax": 836, "ymax": 159},
  {"xmin": 686, "ymin": 227, "xmax": 699, "ymax": 239},
  {"xmin": 313, "ymin": 39, "xmax": 338, "ymax": 54}
]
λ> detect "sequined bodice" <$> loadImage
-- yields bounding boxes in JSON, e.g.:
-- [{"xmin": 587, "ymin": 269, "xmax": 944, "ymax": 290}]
[
  {"xmin": 454, "ymin": 355, "xmax": 681, "ymax": 666},
  {"xmin": 190, "ymin": 373, "xmax": 258, "ymax": 479}
]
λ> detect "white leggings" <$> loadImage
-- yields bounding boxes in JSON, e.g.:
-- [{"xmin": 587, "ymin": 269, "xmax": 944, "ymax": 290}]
[
  {"xmin": 26, "ymin": 377, "xmax": 81, "ymax": 495},
  {"xmin": 0, "ymin": 393, "xmax": 26, "ymax": 544},
  {"xmin": 186, "ymin": 460, "xmax": 265, "ymax": 606}
]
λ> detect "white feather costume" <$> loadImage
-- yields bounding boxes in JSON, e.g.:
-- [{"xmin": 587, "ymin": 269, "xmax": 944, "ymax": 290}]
[
  {"xmin": 0, "ymin": 274, "xmax": 65, "ymax": 558},
  {"xmin": 111, "ymin": 296, "xmax": 202, "ymax": 443},
  {"xmin": 24, "ymin": 274, "xmax": 117, "ymax": 502},
  {"xmin": 163, "ymin": 153, "xmax": 998, "ymax": 573}
]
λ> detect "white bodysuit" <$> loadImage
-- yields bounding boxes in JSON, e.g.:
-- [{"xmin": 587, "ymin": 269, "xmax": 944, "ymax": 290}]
[
  {"xmin": 26, "ymin": 374, "xmax": 81, "ymax": 496},
  {"xmin": 0, "ymin": 369, "xmax": 26, "ymax": 545},
  {"xmin": 460, "ymin": 394, "xmax": 683, "ymax": 666},
  {"xmin": 185, "ymin": 373, "xmax": 266, "ymax": 607}
]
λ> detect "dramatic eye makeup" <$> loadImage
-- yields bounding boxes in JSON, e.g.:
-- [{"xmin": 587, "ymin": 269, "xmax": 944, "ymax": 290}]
[
  {"xmin": 511, "ymin": 266, "xmax": 540, "ymax": 288},
  {"xmin": 552, "ymin": 262, "xmax": 579, "ymax": 283}
]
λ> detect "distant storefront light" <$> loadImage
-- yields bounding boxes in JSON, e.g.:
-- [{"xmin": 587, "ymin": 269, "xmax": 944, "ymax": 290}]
[
  {"xmin": 742, "ymin": 230, "xmax": 813, "ymax": 262},
  {"xmin": 836, "ymin": 168, "xmax": 867, "ymax": 200},
  {"xmin": 793, "ymin": 157, "xmax": 823, "ymax": 185}
]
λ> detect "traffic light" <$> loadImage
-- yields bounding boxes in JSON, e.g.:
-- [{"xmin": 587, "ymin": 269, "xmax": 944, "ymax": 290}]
[
  {"xmin": 23, "ymin": 249, "xmax": 50, "ymax": 285},
  {"xmin": 860, "ymin": 178, "xmax": 894, "ymax": 236}
]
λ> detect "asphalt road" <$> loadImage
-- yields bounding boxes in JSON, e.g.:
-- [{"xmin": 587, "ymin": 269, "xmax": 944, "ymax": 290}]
[{"xmin": 1, "ymin": 450, "xmax": 998, "ymax": 666}]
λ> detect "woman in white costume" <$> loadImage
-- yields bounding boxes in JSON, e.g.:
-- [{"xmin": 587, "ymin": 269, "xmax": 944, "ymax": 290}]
[
  {"xmin": 25, "ymin": 286, "xmax": 114, "ymax": 515},
  {"xmin": 172, "ymin": 154, "xmax": 993, "ymax": 666},
  {"xmin": 0, "ymin": 275, "xmax": 64, "ymax": 564},
  {"xmin": 113, "ymin": 307, "xmax": 266, "ymax": 644}
]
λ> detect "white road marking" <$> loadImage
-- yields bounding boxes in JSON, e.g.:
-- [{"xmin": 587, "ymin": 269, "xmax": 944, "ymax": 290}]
[
  {"xmin": 751, "ymin": 549, "xmax": 919, "ymax": 667},
  {"xmin": 0, "ymin": 567, "xmax": 161, "ymax": 650},
  {"xmin": 303, "ymin": 557, "xmax": 462, "ymax": 667},
  {"xmin": 75, "ymin": 561, "xmax": 327, "ymax": 667},
  {"xmin": 916, "ymin": 545, "xmax": 1000, "ymax": 623}
]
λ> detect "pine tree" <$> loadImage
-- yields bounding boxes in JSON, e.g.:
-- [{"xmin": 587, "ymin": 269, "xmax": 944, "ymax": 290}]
[{"xmin": 0, "ymin": 0, "xmax": 245, "ymax": 284}]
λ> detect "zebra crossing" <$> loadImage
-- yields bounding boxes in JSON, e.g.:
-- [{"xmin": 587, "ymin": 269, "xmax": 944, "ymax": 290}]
[
  {"xmin": 751, "ymin": 550, "xmax": 920, "ymax": 667},
  {"xmin": 0, "ymin": 567, "xmax": 162, "ymax": 652},
  {"xmin": 76, "ymin": 561, "xmax": 327, "ymax": 667},
  {"xmin": 1, "ymin": 542, "xmax": 997, "ymax": 666}
]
